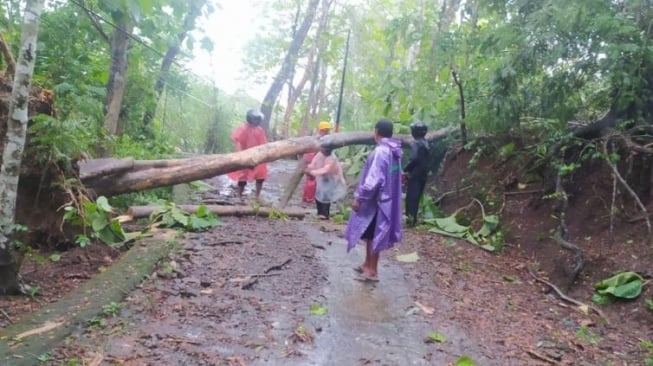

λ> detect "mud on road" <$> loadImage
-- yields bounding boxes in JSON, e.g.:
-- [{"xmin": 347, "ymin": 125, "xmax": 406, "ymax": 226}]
[
  {"xmin": 43, "ymin": 160, "xmax": 651, "ymax": 365},
  {"xmin": 48, "ymin": 216, "xmax": 496, "ymax": 366}
]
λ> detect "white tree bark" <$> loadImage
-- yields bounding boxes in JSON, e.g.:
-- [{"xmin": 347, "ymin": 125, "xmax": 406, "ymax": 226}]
[{"xmin": 0, "ymin": 0, "xmax": 44, "ymax": 294}]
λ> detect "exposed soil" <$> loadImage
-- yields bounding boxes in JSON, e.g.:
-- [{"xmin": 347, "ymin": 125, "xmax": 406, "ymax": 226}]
[{"xmin": 1, "ymin": 155, "xmax": 652, "ymax": 365}]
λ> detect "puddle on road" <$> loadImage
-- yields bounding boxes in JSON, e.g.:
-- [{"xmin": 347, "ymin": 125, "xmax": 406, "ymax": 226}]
[{"xmin": 289, "ymin": 224, "xmax": 491, "ymax": 366}]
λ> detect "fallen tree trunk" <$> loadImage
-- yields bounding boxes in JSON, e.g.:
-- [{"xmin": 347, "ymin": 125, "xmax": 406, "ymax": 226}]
[
  {"xmin": 127, "ymin": 204, "xmax": 307, "ymax": 219},
  {"xmin": 83, "ymin": 128, "xmax": 454, "ymax": 196},
  {"xmin": 78, "ymin": 157, "xmax": 134, "ymax": 180}
]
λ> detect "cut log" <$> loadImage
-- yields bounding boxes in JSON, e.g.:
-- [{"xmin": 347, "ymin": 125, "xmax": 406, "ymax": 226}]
[
  {"xmin": 127, "ymin": 204, "xmax": 307, "ymax": 219},
  {"xmin": 78, "ymin": 157, "xmax": 134, "ymax": 180},
  {"xmin": 83, "ymin": 128, "xmax": 455, "ymax": 197}
]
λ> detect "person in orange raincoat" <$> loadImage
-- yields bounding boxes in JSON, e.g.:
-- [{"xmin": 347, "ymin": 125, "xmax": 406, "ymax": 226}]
[
  {"xmin": 302, "ymin": 121, "xmax": 332, "ymax": 203},
  {"xmin": 227, "ymin": 109, "xmax": 268, "ymax": 201}
]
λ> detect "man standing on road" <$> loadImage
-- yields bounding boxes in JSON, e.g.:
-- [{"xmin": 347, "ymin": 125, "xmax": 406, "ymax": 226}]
[
  {"xmin": 227, "ymin": 109, "xmax": 268, "ymax": 201},
  {"xmin": 403, "ymin": 121, "xmax": 430, "ymax": 227},
  {"xmin": 345, "ymin": 119, "xmax": 403, "ymax": 282},
  {"xmin": 302, "ymin": 121, "xmax": 332, "ymax": 204}
]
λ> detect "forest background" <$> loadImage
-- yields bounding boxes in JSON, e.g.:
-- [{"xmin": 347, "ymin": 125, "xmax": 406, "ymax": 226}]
[{"xmin": 1, "ymin": 0, "xmax": 653, "ymax": 311}]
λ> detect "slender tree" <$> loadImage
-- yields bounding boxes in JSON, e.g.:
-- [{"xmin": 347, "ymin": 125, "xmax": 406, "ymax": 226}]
[
  {"xmin": 260, "ymin": 0, "xmax": 321, "ymax": 137},
  {"xmin": 0, "ymin": 0, "xmax": 44, "ymax": 295}
]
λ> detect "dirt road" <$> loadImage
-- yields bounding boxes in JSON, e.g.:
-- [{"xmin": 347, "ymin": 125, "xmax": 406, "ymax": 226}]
[{"xmin": 45, "ymin": 160, "xmax": 650, "ymax": 365}]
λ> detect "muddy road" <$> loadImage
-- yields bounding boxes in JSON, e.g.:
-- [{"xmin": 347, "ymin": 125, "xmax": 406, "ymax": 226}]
[{"xmin": 46, "ymin": 160, "xmax": 650, "ymax": 365}]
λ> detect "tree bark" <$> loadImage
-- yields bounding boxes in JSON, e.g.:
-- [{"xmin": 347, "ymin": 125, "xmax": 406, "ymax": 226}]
[
  {"xmin": 103, "ymin": 11, "xmax": 132, "ymax": 138},
  {"xmin": 82, "ymin": 128, "xmax": 455, "ymax": 197},
  {"xmin": 127, "ymin": 205, "xmax": 306, "ymax": 219},
  {"xmin": 78, "ymin": 158, "xmax": 134, "ymax": 180},
  {"xmin": 260, "ymin": 0, "xmax": 320, "ymax": 137},
  {"xmin": 0, "ymin": 0, "xmax": 44, "ymax": 295}
]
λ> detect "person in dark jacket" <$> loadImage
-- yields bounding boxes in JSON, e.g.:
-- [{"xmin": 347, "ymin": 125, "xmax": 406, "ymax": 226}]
[{"xmin": 403, "ymin": 121, "xmax": 429, "ymax": 227}]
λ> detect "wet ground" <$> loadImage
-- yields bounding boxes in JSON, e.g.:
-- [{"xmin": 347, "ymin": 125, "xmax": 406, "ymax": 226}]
[{"xmin": 42, "ymin": 160, "xmax": 651, "ymax": 365}]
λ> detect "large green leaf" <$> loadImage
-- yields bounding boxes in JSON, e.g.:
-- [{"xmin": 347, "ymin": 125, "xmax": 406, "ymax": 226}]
[{"xmin": 595, "ymin": 272, "xmax": 643, "ymax": 300}]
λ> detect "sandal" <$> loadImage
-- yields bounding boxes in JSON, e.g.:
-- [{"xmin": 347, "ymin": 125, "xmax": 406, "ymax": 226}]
[{"xmin": 354, "ymin": 274, "xmax": 380, "ymax": 283}]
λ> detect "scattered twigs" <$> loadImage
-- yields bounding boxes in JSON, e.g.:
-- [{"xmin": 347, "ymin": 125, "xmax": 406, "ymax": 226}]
[
  {"xmin": 1, "ymin": 308, "xmax": 13, "ymax": 324},
  {"xmin": 311, "ymin": 244, "xmax": 326, "ymax": 250},
  {"xmin": 526, "ymin": 349, "xmax": 559, "ymax": 365},
  {"xmin": 527, "ymin": 268, "xmax": 609, "ymax": 324},
  {"xmin": 503, "ymin": 189, "xmax": 543, "ymax": 196},
  {"xmin": 603, "ymin": 138, "xmax": 652, "ymax": 244},
  {"xmin": 264, "ymin": 259, "xmax": 292, "ymax": 273},
  {"xmin": 164, "ymin": 336, "xmax": 202, "ymax": 345},
  {"xmin": 434, "ymin": 185, "xmax": 472, "ymax": 205},
  {"xmin": 231, "ymin": 273, "xmax": 282, "ymax": 290},
  {"xmin": 206, "ymin": 240, "xmax": 243, "ymax": 247}
]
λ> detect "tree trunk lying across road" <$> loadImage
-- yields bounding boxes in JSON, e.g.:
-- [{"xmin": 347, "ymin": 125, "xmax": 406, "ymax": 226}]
[
  {"xmin": 127, "ymin": 205, "xmax": 307, "ymax": 219},
  {"xmin": 81, "ymin": 128, "xmax": 455, "ymax": 197}
]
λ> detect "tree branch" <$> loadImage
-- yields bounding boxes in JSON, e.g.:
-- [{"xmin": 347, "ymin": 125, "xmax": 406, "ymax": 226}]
[{"xmin": 0, "ymin": 32, "xmax": 16, "ymax": 78}]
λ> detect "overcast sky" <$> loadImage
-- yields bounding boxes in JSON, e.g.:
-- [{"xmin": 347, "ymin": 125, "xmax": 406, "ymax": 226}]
[{"xmin": 188, "ymin": 0, "xmax": 266, "ymax": 101}]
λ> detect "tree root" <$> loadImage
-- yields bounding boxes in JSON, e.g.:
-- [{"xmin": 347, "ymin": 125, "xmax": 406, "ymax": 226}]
[
  {"xmin": 527, "ymin": 268, "xmax": 609, "ymax": 325},
  {"xmin": 526, "ymin": 349, "xmax": 560, "ymax": 365},
  {"xmin": 603, "ymin": 137, "xmax": 652, "ymax": 244},
  {"xmin": 554, "ymin": 172, "xmax": 585, "ymax": 289}
]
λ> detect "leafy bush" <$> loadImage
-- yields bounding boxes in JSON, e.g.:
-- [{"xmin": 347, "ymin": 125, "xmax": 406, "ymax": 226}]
[
  {"xmin": 150, "ymin": 203, "xmax": 221, "ymax": 231},
  {"xmin": 63, "ymin": 196, "xmax": 136, "ymax": 246}
]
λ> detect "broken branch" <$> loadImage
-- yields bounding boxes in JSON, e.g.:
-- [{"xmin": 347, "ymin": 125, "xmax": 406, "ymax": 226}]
[
  {"xmin": 264, "ymin": 259, "xmax": 292, "ymax": 273},
  {"xmin": 527, "ymin": 268, "xmax": 609, "ymax": 324}
]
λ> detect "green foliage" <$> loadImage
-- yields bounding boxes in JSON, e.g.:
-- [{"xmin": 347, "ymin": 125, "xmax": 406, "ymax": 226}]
[
  {"xmin": 24, "ymin": 284, "xmax": 41, "ymax": 298},
  {"xmin": 28, "ymin": 115, "xmax": 99, "ymax": 171},
  {"xmin": 455, "ymin": 356, "xmax": 477, "ymax": 366},
  {"xmin": 88, "ymin": 316, "xmax": 107, "ymax": 329},
  {"xmin": 592, "ymin": 272, "xmax": 644, "ymax": 305},
  {"xmin": 63, "ymin": 197, "xmax": 134, "ymax": 247},
  {"xmin": 646, "ymin": 299, "xmax": 653, "ymax": 312},
  {"xmin": 426, "ymin": 332, "xmax": 447, "ymax": 343},
  {"xmin": 309, "ymin": 304, "xmax": 328, "ymax": 316},
  {"xmin": 36, "ymin": 353, "xmax": 53, "ymax": 362},
  {"xmin": 640, "ymin": 340, "xmax": 653, "ymax": 366},
  {"xmin": 332, "ymin": 204, "xmax": 351, "ymax": 224},
  {"xmin": 576, "ymin": 325, "xmax": 602, "ymax": 345},
  {"xmin": 150, "ymin": 203, "xmax": 221, "ymax": 231},
  {"xmin": 102, "ymin": 301, "xmax": 122, "ymax": 317},
  {"xmin": 426, "ymin": 211, "xmax": 503, "ymax": 252}
]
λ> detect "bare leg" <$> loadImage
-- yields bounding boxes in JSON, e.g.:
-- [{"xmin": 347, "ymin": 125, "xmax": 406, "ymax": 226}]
[
  {"xmin": 236, "ymin": 183, "xmax": 245, "ymax": 199},
  {"xmin": 362, "ymin": 240, "xmax": 379, "ymax": 278},
  {"xmin": 255, "ymin": 180, "xmax": 264, "ymax": 200}
]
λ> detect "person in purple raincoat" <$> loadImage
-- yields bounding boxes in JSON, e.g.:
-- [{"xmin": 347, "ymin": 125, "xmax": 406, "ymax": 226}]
[{"xmin": 345, "ymin": 118, "xmax": 403, "ymax": 282}]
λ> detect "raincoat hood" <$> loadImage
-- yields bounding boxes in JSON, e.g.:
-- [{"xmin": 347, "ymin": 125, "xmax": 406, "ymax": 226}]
[{"xmin": 380, "ymin": 137, "xmax": 403, "ymax": 158}]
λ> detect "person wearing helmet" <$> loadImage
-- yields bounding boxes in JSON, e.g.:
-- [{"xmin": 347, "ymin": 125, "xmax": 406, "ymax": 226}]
[
  {"xmin": 302, "ymin": 121, "xmax": 332, "ymax": 205},
  {"xmin": 403, "ymin": 121, "xmax": 429, "ymax": 227},
  {"xmin": 227, "ymin": 109, "xmax": 268, "ymax": 201}
]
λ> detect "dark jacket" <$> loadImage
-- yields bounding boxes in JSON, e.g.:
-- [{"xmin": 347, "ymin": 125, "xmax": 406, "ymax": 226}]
[{"xmin": 403, "ymin": 138, "xmax": 429, "ymax": 180}]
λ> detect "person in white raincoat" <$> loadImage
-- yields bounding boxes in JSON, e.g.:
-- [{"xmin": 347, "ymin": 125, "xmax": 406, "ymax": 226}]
[{"xmin": 306, "ymin": 147, "xmax": 347, "ymax": 219}]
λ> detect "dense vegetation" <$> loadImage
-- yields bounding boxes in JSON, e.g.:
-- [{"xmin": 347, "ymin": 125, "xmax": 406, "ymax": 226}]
[{"xmin": 1, "ymin": 0, "xmax": 653, "ymax": 294}]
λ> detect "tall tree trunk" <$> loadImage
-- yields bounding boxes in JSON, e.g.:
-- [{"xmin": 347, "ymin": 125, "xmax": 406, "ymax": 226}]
[
  {"xmin": 142, "ymin": 1, "xmax": 204, "ymax": 132},
  {"xmin": 282, "ymin": 53, "xmax": 313, "ymax": 138},
  {"xmin": 260, "ymin": 0, "xmax": 321, "ymax": 138},
  {"xmin": 0, "ymin": 0, "xmax": 44, "ymax": 295},
  {"xmin": 103, "ymin": 11, "xmax": 132, "ymax": 138}
]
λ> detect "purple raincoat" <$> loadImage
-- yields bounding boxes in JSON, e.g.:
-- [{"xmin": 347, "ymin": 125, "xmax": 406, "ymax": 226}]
[{"xmin": 345, "ymin": 138, "xmax": 403, "ymax": 253}]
